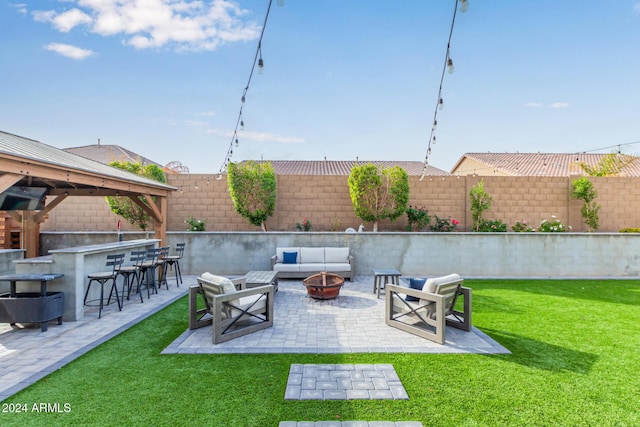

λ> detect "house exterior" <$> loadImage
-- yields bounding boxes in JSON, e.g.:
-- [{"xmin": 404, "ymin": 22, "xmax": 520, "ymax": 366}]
[
  {"xmin": 243, "ymin": 160, "xmax": 449, "ymax": 176},
  {"xmin": 451, "ymin": 152, "xmax": 640, "ymax": 177}
]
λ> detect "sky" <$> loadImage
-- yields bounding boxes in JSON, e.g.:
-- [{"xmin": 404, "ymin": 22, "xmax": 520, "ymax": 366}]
[{"xmin": 2, "ymin": 0, "xmax": 640, "ymax": 174}]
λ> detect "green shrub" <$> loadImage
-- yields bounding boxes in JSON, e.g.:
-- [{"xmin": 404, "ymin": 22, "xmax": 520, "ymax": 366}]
[
  {"xmin": 405, "ymin": 206, "xmax": 431, "ymax": 231},
  {"xmin": 430, "ymin": 215, "xmax": 459, "ymax": 232},
  {"xmin": 619, "ymin": 227, "xmax": 640, "ymax": 233},
  {"xmin": 538, "ymin": 215, "xmax": 571, "ymax": 232},
  {"xmin": 477, "ymin": 219, "xmax": 508, "ymax": 232},
  {"xmin": 512, "ymin": 220, "xmax": 534, "ymax": 232}
]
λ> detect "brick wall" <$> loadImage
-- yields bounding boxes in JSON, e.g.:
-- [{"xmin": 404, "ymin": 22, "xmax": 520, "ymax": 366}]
[{"xmin": 39, "ymin": 174, "xmax": 640, "ymax": 233}]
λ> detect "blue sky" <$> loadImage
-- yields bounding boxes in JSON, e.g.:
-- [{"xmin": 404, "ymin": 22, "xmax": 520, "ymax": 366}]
[{"xmin": 2, "ymin": 1, "xmax": 640, "ymax": 174}]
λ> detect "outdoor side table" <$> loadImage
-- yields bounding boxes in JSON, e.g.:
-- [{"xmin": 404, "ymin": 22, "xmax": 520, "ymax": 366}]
[
  {"xmin": 245, "ymin": 271, "xmax": 279, "ymax": 292},
  {"xmin": 0, "ymin": 273, "xmax": 65, "ymax": 332},
  {"xmin": 372, "ymin": 269, "xmax": 402, "ymax": 299}
]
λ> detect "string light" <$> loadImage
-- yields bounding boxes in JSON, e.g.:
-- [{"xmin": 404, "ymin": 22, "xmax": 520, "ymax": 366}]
[
  {"xmin": 217, "ymin": 0, "xmax": 276, "ymax": 173},
  {"xmin": 420, "ymin": 0, "xmax": 466, "ymax": 181}
]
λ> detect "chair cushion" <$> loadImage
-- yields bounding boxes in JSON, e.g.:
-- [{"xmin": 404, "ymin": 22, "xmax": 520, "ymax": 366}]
[
  {"xmin": 273, "ymin": 263, "xmax": 301, "ymax": 273},
  {"xmin": 200, "ymin": 272, "xmax": 237, "ymax": 294},
  {"xmin": 406, "ymin": 278, "xmax": 426, "ymax": 302},
  {"xmin": 229, "ymin": 294, "xmax": 268, "ymax": 318},
  {"xmin": 283, "ymin": 251, "xmax": 298, "ymax": 264},
  {"xmin": 300, "ymin": 247, "xmax": 325, "ymax": 264},
  {"xmin": 323, "ymin": 263, "xmax": 351, "ymax": 272},
  {"xmin": 324, "ymin": 247, "xmax": 349, "ymax": 263},
  {"xmin": 422, "ymin": 273, "xmax": 461, "ymax": 293}
]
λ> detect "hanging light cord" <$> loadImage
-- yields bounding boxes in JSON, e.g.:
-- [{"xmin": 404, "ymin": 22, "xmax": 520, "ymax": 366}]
[
  {"xmin": 218, "ymin": 0, "xmax": 275, "ymax": 173},
  {"xmin": 420, "ymin": 0, "xmax": 466, "ymax": 180}
]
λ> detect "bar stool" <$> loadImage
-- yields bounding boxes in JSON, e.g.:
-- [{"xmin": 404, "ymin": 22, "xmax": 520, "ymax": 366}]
[
  {"xmin": 156, "ymin": 246, "xmax": 171, "ymax": 290},
  {"xmin": 115, "ymin": 250, "xmax": 146, "ymax": 304},
  {"xmin": 84, "ymin": 254, "xmax": 125, "ymax": 319},
  {"xmin": 139, "ymin": 248, "xmax": 161, "ymax": 296},
  {"xmin": 161, "ymin": 243, "xmax": 185, "ymax": 287}
]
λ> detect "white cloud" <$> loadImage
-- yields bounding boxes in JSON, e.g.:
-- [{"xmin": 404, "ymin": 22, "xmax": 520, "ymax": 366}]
[
  {"xmin": 198, "ymin": 111, "xmax": 216, "ymax": 117},
  {"xmin": 524, "ymin": 102, "xmax": 570, "ymax": 109},
  {"xmin": 32, "ymin": 0, "xmax": 260, "ymax": 51},
  {"xmin": 45, "ymin": 42, "xmax": 95, "ymax": 60},
  {"xmin": 11, "ymin": 3, "xmax": 28, "ymax": 15},
  {"xmin": 549, "ymin": 102, "xmax": 570, "ymax": 108},
  {"xmin": 634, "ymin": 3, "xmax": 640, "ymax": 13},
  {"xmin": 524, "ymin": 102, "xmax": 543, "ymax": 108}
]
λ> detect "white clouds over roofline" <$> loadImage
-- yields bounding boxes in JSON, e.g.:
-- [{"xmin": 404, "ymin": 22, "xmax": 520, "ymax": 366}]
[{"xmin": 32, "ymin": 0, "xmax": 260, "ymax": 52}]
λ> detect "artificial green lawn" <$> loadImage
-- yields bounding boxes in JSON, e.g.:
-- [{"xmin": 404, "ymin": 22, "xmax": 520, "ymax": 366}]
[{"xmin": 1, "ymin": 280, "xmax": 639, "ymax": 426}]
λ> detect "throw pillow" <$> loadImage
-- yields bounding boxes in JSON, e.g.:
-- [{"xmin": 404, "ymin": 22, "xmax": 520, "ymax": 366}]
[
  {"xmin": 406, "ymin": 278, "xmax": 426, "ymax": 302},
  {"xmin": 283, "ymin": 251, "xmax": 298, "ymax": 264}
]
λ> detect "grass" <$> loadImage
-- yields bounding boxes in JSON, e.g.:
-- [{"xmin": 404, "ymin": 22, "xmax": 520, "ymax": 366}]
[{"xmin": 1, "ymin": 279, "xmax": 639, "ymax": 426}]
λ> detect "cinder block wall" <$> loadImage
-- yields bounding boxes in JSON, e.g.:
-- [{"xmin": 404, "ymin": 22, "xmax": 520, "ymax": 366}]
[{"xmin": 40, "ymin": 174, "xmax": 640, "ymax": 233}]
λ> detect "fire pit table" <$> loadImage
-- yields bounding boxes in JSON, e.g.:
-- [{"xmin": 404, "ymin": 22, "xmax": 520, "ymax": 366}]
[{"xmin": 303, "ymin": 272, "xmax": 345, "ymax": 300}]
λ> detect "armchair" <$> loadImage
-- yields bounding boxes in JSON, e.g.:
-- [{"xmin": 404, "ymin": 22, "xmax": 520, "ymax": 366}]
[
  {"xmin": 385, "ymin": 273, "xmax": 472, "ymax": 344},
  {"xmin": 188, "ymin": 273, "xmax": 274, "ymax": 344}
]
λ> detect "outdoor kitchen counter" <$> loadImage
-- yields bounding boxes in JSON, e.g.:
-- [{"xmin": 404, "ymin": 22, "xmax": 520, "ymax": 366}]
[{"xmin": 13, "ymin": 239, "xmax": 159, "ymax": 321}]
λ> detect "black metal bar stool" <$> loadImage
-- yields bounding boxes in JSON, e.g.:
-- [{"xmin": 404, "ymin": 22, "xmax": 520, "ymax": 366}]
[
  {"xmin": 161, "ymin": 243, "xmax": 185, "ymax": 287},
  {"xmin": 139, "ymin": 248, "xmax": 161, "ymax": 296},
  {"xmin": 156, "ymin": 246, "xmax": 171, "ymax": 290},
  {"xmin": 115, "ymin": 250, "xmax": 146, "ymax": 304},
  {"xmin": 84, "ymin": 254, "xmax": 125, "ymax": 319}
]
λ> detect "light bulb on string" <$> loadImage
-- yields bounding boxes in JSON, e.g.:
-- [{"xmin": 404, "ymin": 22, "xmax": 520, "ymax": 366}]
[
  {"xmin": 432, "ymin": 119, "xmax": 438, "ymax": 130},
  {"xmin": 235, "ymin": 138, "xmax": 239, "ymax": 147},
  {"xmin": 460, "ymin": 0, "xmax": 469, "ymax": 13},
  {"xmin": 240, "ymin": 120, "xmax": 244, "ymax": 129},
  {"xmin": 438, "ymin": 98, "xmax": 444, "ymax": 110},
  {"xmin": 432, "ymin": 135, "xmax": 436, "ymax": 144},
  {"xmin": 447, "ymin": 58, "xmax": 455, "ymax": 74},
  {"xmin": 241, "ymin": 94, "xmax": 246, "ymax": 104}
]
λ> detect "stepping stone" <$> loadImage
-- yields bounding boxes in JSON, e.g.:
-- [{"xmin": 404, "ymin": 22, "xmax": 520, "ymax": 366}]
[{"xmin": 284, "ymin": 364, "xmax": 409, "ymax": 401}]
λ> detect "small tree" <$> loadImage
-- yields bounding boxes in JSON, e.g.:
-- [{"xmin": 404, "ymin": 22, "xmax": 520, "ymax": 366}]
[
  {"xmin": 571, "ymin": 176, "xmax": 600, "ymax": 231},
  {"xmin": 348, "ymin": 163, "xmax": 409, "ymax": 232},
  {"xmin": 469, "ymin": 179, "xmax": 492, "ymax": 232},
  {"xmin": 106, "ymin": 161, "xmax": 166, "ymax": 231},
  {"xmin": 579, "ymin": 153, "xmax": 637, "ymax": 176},
  {"xmin": 227, "ymin": 161, "xmax": 276, "ymax": 231}
]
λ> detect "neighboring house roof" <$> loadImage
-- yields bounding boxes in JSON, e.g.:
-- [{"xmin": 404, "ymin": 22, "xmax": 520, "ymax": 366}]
[
  {"xmin": 0, "ymin": 130, "xmax": 175, "ymax": 190},
  {"xmin": 244, "ymin": 160, "xmax": 449, "ymax": 176},
  {"xmin": 64, "ymin": 144, "xmax": 160, "ymax": 167},
  {"xmin": 451, "ymin": 153, "xmax": 640, "ymax": 177}
]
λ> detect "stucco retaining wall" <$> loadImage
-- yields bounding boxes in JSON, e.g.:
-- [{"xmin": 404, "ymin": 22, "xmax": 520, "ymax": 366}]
[{"xmin": 40, "ymin": 232, "xmax": 640, "ymax": 279}]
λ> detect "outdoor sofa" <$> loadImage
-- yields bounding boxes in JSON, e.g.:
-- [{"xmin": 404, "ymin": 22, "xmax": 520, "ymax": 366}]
[{"xmin": 270, "ymin": 247, "xmax": 354, "ymax": 280}]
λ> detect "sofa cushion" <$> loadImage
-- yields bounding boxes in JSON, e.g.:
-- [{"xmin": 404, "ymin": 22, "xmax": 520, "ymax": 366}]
[
  {"xmin": 323, "ymin": 263, "xmax": 351, "ymax": 272},
  {"xmin": 324, "ymin": 247, "xmax": 349, "ymax": 263},
  {"xmin": 406, "ymin": 278, "xmax": 426, "ymax": 302},
  {"xmin": 299, "ymin": 263, "xmax": 324, "ymax": 273},
  {"xmin": 283, "ymin": 251, "xmax": 298, "ymax": 264},
  {"xmin": 273, "ymin": 263, "xmax": 301, "ymax": 273},
  {"xmin": 300, "ymin": 247, "xmax": 325, "ymax": 264},
  {"xmin": 276, "ymin": 247, "xmax": 300, "ymax": 263}
]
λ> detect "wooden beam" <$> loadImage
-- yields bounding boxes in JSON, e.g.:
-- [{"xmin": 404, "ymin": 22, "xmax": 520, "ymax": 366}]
[
  {"xmin": 34, "ymin": 194, "xmax": 68, "ymax": 223},
  {"xmin": 129, "ymin": 195, "xmax": 163, "ymax": 223},
  {"xmin": 0, "ymin": 173, "xmax": 23, "ymax": 193},
  {"xmin": 0, "ymin": 158, "xmax": 173, "ymax": 196}
]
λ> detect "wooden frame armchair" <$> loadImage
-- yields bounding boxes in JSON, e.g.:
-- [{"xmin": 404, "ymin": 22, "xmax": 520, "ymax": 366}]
[
  {"xmin": 385, "ymin": 273, "xmax": 471, "ymax": 344},
  {"xmin": 188, "ymin": 273, "xmax": 274, "ymax": 344}
]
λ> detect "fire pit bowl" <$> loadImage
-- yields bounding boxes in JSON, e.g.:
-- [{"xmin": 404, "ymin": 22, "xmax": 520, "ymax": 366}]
[{"xmin": 303, "ymin": 272, "xmax": 345, "ymax": 300}]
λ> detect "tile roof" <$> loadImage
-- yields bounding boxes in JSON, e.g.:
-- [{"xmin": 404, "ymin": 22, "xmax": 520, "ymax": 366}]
[
  {"xmin": 63, "ymin": 144, "xmax": 160, "ymax": 167},
  {"xmin": 243, "ymin": 160, "xmax": 449, "ymax": 176},
  {"xmin": 453, "ymin": 153, "xmax": 640, "ymax": 177},
  {"xmin": 0, "ymin": 130, "xmax": 174, "ymax": 189}
]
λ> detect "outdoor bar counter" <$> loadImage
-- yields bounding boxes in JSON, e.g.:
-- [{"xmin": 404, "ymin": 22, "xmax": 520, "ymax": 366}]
[{"xmin": 13, "ymin": 239, "xmax": 159, "ymax": 321}]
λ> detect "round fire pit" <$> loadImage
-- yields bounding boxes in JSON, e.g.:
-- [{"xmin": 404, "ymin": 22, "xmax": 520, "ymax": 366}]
[{"xmin": 303, "ymin": 272, "xmax": 345, "ymax": 300}]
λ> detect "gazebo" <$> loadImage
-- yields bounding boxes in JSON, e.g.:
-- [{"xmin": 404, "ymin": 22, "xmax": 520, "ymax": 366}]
[{"xmin": 0, "ymin": 130, "xmax": 176, "ymax": 258}]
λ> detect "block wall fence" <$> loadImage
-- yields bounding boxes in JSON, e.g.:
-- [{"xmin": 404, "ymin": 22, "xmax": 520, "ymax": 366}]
[{"xmin": 40, "ymin": 174, "xmax": 640, "ymax": 233}]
